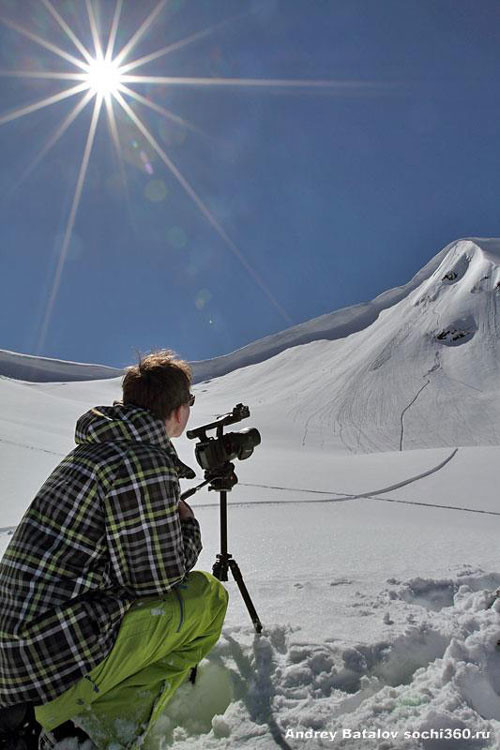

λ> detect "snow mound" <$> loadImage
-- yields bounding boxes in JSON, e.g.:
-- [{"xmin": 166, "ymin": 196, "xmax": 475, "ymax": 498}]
[{"xmin": 147, "ymin": 573, "xmax": 500, "ymax": 749}]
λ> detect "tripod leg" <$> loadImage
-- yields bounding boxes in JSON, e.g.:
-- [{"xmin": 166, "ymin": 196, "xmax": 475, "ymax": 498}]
[
  {"xmin": 191, "ymin": 555, "xmax": 230, "ymax": 685},
  {"xmin": 227, "ymin": 558, "xmax": 263, "ymax": 634}
]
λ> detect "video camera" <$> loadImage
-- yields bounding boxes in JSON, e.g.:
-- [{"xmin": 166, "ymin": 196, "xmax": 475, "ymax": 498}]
[{"xmin": 186, "ymin": 403, "xmax": 261, "ymax": 472}]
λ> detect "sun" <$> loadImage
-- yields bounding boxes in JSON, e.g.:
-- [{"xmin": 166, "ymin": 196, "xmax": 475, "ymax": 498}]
[{"xmin": 84, "ymin": 56, "xmax": 123, "ymax": 97}]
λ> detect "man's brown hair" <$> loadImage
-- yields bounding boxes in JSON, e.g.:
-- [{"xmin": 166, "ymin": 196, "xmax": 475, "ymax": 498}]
[{"xmin": 122, "ymin": 350, "xmax": 192, "ymax": 421}]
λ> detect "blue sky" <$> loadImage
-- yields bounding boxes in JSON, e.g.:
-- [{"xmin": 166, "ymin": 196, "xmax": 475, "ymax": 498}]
[{"xmin": 1, "ymin": 0, "xmax": 500, "ymax": 368}]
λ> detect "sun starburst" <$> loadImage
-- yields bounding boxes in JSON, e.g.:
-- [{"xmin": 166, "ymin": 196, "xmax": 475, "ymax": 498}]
[
  {"xmin": 0, "ymin": 0, "xmax": 388, "ymax": 353},
  {"xmin": 84, "ymin": 56, "xmax": 124, "ymax": 97}
]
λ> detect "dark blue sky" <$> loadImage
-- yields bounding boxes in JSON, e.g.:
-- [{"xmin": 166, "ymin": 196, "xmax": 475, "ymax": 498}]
[{"xmin": 1, "ymin": 0, "xmax": 500, "ymax": 367}]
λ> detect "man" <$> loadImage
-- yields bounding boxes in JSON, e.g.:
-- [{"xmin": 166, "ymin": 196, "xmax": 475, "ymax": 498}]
[{"xmin": 0, "ymin": 350, "xmax": 228, "ymax": 749}]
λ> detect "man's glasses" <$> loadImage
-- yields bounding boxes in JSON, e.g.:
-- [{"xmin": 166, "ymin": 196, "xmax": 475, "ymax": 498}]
[{"xmin": 187, "ymin": 393, "xmax": 195, "ymax": 407}]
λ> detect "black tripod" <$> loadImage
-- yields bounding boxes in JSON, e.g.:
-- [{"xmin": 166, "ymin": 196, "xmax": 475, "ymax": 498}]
[
  {"xmin": 181, "ymin": 462, "xmax": 263, "ymax": 634},
  {"xmin": 182, "ymin": 463, "xmax": 262, "ymax": 684}
]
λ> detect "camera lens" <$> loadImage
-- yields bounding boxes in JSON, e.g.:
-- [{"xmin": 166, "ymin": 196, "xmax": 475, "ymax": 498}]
[{"xmin": 223, "ymin": 427, "xmax": 261, "ymax": 461}]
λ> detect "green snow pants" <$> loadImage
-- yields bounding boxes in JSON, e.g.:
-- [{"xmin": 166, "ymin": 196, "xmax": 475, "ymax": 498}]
[{"xmin": 35, "ymin": 571, "xmax": 228, "ymax": 748}]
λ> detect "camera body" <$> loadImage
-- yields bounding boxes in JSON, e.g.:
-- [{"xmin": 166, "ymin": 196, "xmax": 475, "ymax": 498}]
[
  {"xmin": 187, "ymin": 403, "xmax": 261, "ymax": 472},
  {"xmin": 195, "ymin": 427, "xmax": 261, "ymax": 470}
]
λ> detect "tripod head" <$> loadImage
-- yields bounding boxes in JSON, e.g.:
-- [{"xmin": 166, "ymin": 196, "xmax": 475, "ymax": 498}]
[{"xmin": 205, "ymin": 462, "xmax": 238, "ymax": 492}]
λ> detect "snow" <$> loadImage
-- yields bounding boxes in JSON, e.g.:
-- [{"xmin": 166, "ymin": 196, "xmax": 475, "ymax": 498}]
[{"xmin": 1, "ymin": 238, "xmax": 500, "ymax": 748}]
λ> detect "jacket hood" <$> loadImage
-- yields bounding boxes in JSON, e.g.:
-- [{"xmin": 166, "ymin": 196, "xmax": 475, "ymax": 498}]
[{"xmin": 75, "ymin": 402, "xmax": 196, "ymax": 479}]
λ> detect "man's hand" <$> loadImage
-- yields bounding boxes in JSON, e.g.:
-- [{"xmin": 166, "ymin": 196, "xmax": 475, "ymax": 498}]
[{"xmin": 178, "ymin": 499, "xmax": 195, "ymax": 520}]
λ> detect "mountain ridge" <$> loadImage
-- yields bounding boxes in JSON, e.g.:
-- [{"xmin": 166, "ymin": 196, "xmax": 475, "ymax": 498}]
[{"xmin": 1, "ymin": 237, "xmax": 482, "ymax": 383}]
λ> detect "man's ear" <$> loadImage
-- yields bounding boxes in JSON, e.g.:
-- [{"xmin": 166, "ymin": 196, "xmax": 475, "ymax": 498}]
[{"xmin": 173, "ymin": 405, "xmax": 183, "ymax": 424}]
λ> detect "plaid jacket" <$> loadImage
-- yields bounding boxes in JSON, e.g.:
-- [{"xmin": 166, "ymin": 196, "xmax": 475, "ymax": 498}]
[{"xmin": 0, "ymin": 403, "xmax": 202, "ymax": 706}]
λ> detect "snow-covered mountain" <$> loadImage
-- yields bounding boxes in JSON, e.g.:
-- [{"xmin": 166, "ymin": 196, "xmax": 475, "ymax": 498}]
[
  {"xmin": 0, "ymin": 349, "xmax": 122, "ymax": 382},
  {"xmin": 188, "ymin": 242, "xmax": 452, "ymax": 381},
  {"xmin": 1, "ymin": 248, "xmax": 448, "ymax": 383},
  {"xmin": 192, "ymin": 237, "xmax": 500, "ymax": 453},
  {"xmin": 2, "ymin": 238, "xmax": 499, "ymax": 455}
]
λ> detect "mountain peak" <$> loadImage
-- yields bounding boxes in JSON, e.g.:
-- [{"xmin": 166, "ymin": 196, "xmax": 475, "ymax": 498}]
[{"xmin": 194, "ymin": 237, "xmax": 500, "ymax": 453}]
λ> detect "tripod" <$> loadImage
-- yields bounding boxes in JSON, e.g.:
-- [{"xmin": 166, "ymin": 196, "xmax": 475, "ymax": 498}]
[
  {"xmin": 181, "ymin": 462, "xmax": 263, "ymax": 634},
  {"xmin": 182, "ymin": 463, "xmax": 262, "ymax": 684}
]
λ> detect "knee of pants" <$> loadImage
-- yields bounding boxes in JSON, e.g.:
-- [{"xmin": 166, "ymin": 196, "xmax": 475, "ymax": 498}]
[{"xmin": 185, "ymin": 571, "xmax": 229, "ymax": 616}]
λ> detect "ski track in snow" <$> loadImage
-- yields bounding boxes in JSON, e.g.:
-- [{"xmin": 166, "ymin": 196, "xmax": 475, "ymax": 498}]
[
  {"xmin": 357, "ymin": 493, "xmax": 500, "ymax": 518},
  {"xmin": 0, "ymin": 436, "xmax": 65, "ymax": 457},
  {"xmin": 352, "ymin": 448, "xmax": 458, "ymax": 499},
  {"xmin": 399, "ymin": 380, "xmax": 431, "ymax": 452}
]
